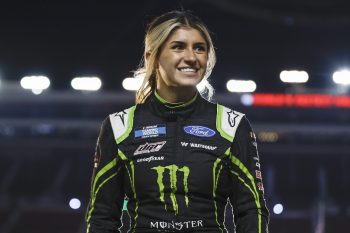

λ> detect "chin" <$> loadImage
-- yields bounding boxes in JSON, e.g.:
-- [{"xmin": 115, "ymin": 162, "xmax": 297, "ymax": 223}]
[
  {"xmin": 176, "ymin": 79, "xmax": 202, "ymax": 87},
  {"xmin": 176, "ymin": 82, "xmax": 200, "ymax": 88}
]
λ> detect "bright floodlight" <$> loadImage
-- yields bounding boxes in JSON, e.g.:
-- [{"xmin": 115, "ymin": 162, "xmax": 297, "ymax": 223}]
[
  {"xmin": 20, "ymin": 76, "xmax": 50, "ymax": 90},
  {"xmin": 69, "ymin": 198, "xmax": 81, "ymax": 210},
  {"xmin": 226, "ymin": 80, "xmax": 257, "ymax": 93},
  {"xmin": 241, "ymin": 94, "xmax": 254, "ymax": 106},
  {"xmin": 273, "ymin": 203, "xmax": 283, "ymax": 215},
  {"xmin": 71, "ymin": 77, "xmax": 102, "ymax": 91},
  {"xmin": 333, "ymin": 70, "xmax": 350, "ymax": 85},
  {"xmin": 122, "ymin": 76, "xmax": 144, "ymax": 91},
  {"xmin": 280, "ymin": 70, "xmax": 309, "ymax": 83}
]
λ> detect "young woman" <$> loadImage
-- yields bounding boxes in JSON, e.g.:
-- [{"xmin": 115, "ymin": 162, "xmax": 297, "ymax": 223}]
[{"xmin": 86, "ymin": 11, "xmax": 269, "ymax": 233}]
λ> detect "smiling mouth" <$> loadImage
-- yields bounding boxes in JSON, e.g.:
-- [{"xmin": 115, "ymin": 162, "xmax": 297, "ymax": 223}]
[{"xmin": 178, "ymin": 67, "xmax": 198, "ymax": 73}]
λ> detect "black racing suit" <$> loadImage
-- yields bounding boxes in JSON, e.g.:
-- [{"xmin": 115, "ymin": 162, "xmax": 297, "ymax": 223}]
[{"xmin": 86, "ymin": 92, "xmax": 269, "ymax": 233}]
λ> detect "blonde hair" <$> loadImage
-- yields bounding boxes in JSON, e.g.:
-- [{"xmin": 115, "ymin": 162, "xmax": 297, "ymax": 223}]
[{"xmin": 135, "ymin": 11, "xmax": 216, "ymax": 103}]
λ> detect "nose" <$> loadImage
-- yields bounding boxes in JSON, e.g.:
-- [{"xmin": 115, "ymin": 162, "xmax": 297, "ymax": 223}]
[{"xmin": 184, "ymin": 48, "xmax": 197, "ymax": 63}]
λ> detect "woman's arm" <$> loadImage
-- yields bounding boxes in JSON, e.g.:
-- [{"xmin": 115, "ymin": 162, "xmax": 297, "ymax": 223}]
[
  {"xmin": 86, "ymin": 117, "xmax": 125, "ymax": 233},
  {"xmin": 229, "ymin": 116, "xmax": 270, "ymax": 233}
]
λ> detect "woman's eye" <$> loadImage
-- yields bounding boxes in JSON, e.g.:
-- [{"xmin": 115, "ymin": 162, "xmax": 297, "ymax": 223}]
[
  {"xmin": 172, "ymin": 44, "xmax": 183, "ymax": 50},
  {"xmin": 195, "ymin": 45, "xmax": 207, "ymax": 52}
]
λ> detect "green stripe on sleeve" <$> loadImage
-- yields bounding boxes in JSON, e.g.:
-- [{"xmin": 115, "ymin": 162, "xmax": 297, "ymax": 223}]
[
  {"xmin": 86, "ymin": 169, "xmax": 121, "ymax": 222},
  {"xmin": 119, "ymin": 149, "xmax": 138, "ymax": 233},
  {"xmin": 116, "ymin": 105, "xmax": 136, "ymax": 144},
  {"xmin": 212, "ymin": 158, "xmax": 224, "ymax": 233},
  {"xmin": 92, "ymin": 158, "xmax": 117, "ymax": 190},
  {"xmin": 224, "ymin": 148, "xmax": 263, "ymax": 233}
]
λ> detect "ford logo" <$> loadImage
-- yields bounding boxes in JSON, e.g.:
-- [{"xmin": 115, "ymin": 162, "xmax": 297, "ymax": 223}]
[{"xmin": 183, "ymin": 126, "xmax": 216, "ymax": 137}]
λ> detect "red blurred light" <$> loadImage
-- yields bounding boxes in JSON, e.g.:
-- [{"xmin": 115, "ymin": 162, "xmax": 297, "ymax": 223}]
[{"xmin": 252, "ymin": 93, "xmax": 350, "ymax": 108}]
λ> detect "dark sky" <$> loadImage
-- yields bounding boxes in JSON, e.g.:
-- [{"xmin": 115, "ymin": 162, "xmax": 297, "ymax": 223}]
[{"xmin": 1, "ymin": 0, "xmax": 350, "ymax": 93}]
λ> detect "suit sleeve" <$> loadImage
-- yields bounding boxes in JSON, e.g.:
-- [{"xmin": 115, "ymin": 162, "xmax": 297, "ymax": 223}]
[
  {"xmin": 86, "ymin": 117, "xmax": 125, "ymax": 233},
  {"xmin": 229, "ymin": 116, "xmax": 269, "ymax": 233}
]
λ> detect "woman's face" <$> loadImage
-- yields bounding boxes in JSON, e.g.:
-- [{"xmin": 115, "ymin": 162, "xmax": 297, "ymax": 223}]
[{"xmin": 156, "ymin": 27, "xmax": 208, "ymax": 90}]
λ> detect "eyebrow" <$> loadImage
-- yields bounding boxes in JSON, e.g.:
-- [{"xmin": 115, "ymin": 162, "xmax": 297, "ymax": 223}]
[{"xmin": 169, "ymin": 41, "xmax": 207, "ymax": 45}]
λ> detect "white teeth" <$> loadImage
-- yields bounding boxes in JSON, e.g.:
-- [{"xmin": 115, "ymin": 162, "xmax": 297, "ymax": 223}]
[{"xmin": 179, "ymin": 68, "xmax": 196, "ymax": 72}]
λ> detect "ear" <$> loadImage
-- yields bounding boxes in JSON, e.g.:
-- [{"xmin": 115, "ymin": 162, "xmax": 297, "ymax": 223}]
[{"xmin": 145, "ymin": 51, "xmax": 151, "ymax": 62}]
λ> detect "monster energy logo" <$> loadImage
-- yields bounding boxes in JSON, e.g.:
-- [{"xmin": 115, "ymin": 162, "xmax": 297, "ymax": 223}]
[{"xmin": 151, "ymin": 165, "xmax": 190, "ymax": 215}]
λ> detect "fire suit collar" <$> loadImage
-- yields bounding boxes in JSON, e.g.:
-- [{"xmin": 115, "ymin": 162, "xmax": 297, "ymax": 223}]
[
  {"xmin": 145, "ymin": 91, "xmax": 202, "ymax": 120},
  {"xmin": 154, "ymin": 91, "xmax": 198, "ymax": 109}
]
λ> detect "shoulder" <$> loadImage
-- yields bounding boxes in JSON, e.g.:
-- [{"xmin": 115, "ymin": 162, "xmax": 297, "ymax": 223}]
[
  {"xmin": 109, "ymin": 105, "xmax": 137, "ymax": 123},
  {"xmin": 215, "ymin": 103, "xmax": 246, "ymax": 142},
  {"xmin": 108, "ymin": 105, "xmax": 137, "ymax": 144}
]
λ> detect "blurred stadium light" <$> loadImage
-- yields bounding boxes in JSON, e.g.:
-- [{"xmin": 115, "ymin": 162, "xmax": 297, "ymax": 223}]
[
  {"xmin": 71, "ymin": 77, "xmax": 102, "ymax": 91},
  {"xmin": 280, "ymin": 70, "xmax": 309, "ymax": 83},
  {"xmin": 333, "ymin": 70, "xmax": 350, "ymax": 85},
  {"xmin": 251, "ymin": 93, "xmax": 350, "ymax": 108},
  {"xmin": 258, "ymin": 131, "xmax": 279, "ymax": 142},
  {"xmin": 240, "ymin": 94, "xmax": 254, "ymax": 106},
  {"xmin": 69, "ymin": 198, "xmax": 81, "ymax": 210},
  {"xmin": 273, "ymin": 203, "xmax": 284, "ymax": 215},
  {"xmin": 122, "ymin": 76, "xmax": 143, "ymax": 91},
  {"xmin": 226, "ymin": 79, "xmax": 257, "ymax": 93},
  {"xmin": 20, "ymin": 75, "xmax": 50, "ymax": 94}
]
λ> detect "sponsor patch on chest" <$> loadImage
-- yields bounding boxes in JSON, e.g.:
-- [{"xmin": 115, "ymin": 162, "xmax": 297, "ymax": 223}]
[
  {"xmin": 150, "ymin": 219, "xmax": 204, "ymax": 231},
  {"xmin": 183, "ymin": 125, "xmax": 216, "ymax": 137},
  {"xmin": 181, "ymin": 142, "xmax": 217, "ymax": 151},
  {"xmin": 134, "ymin": 141, "xmax": 166, "ymax": 155},
  {"xmin": 134, "ymin": 124, "xmax": 166, "ymax": 139}
]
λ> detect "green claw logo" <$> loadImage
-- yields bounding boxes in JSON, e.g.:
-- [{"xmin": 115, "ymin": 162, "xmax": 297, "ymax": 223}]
[{"xmin": 151, "ymin": 165, "xmax": 190, "ymax": 215}]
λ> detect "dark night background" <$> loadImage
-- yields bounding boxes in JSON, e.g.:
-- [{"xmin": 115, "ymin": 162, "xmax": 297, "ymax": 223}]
[{"xmin": 1, "ymin": 0, "xmax": 350, "ymax": 92}]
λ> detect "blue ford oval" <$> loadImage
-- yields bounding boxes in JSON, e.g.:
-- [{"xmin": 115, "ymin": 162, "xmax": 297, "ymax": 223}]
[{"xmin": 183, "ymin": 125, "xmax": 216, "ymax": 137}]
